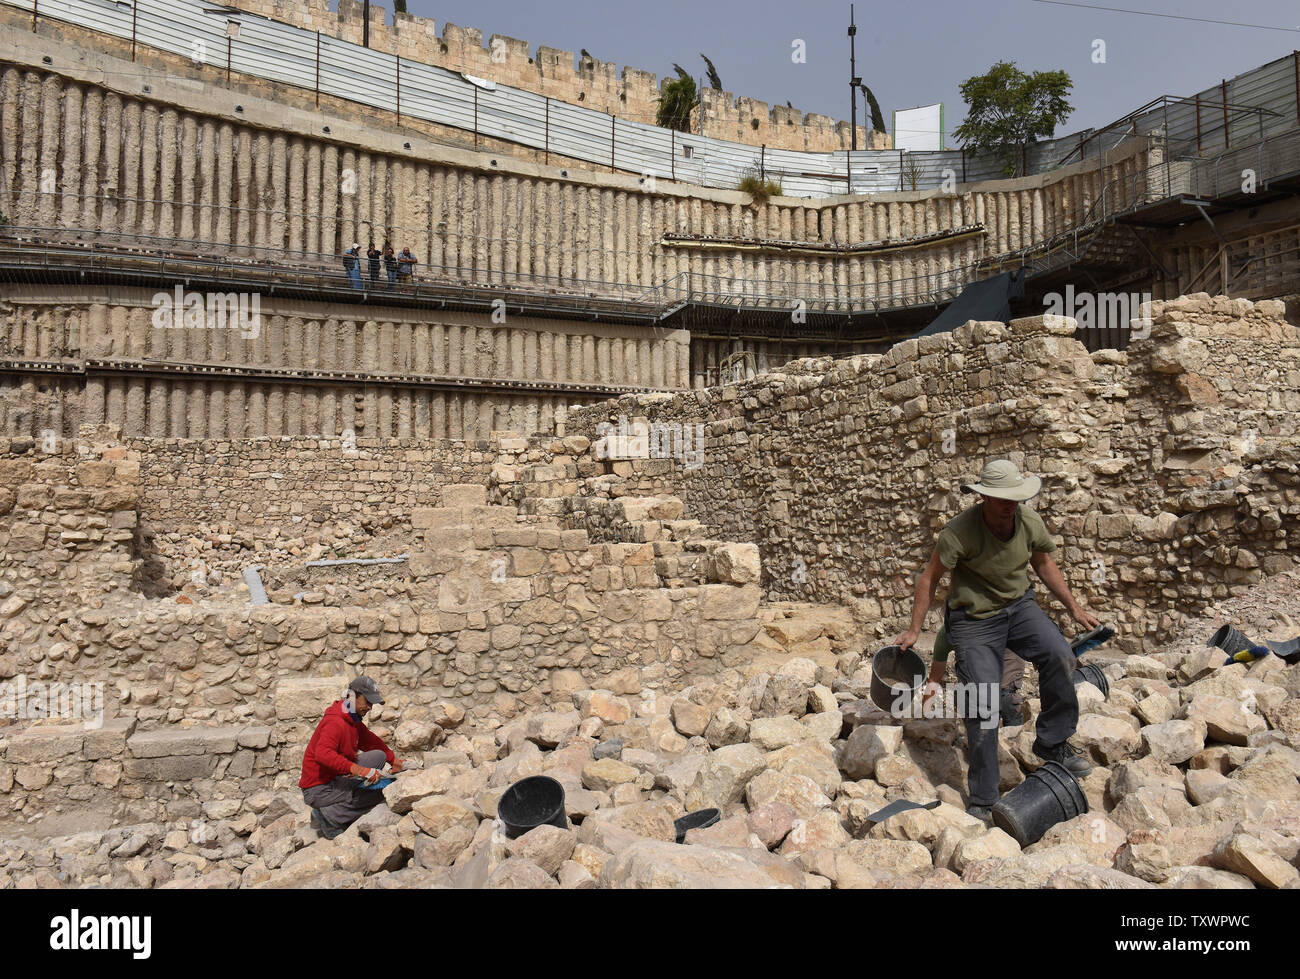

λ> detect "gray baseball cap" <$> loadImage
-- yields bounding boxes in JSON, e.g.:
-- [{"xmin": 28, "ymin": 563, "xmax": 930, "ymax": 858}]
[{"xmin": 348, "ymin": 675, "xmax": 384, "ymax": 704}]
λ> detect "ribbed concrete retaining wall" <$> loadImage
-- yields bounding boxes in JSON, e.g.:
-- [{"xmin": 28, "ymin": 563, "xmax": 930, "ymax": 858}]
[
  {"xmin": 0, "ymin": 32, "xmax": 1153, "ymax": 298},
  {"xmin": 0, "ymin": 287, "xmax": 691, "ymax": 438}
]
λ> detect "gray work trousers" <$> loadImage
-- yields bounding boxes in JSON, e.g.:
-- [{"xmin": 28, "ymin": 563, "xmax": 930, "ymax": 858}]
[
  {"xmin": 301, "ymin": 748, "xmax": 388, "ymax": 830},
  {"xmin": 947, "ymin": 589, "xmax": 1078, "ymax": 806}
]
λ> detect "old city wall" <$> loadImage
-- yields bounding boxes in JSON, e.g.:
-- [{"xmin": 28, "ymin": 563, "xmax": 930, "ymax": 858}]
[
  {"xmin": 563, "ymin": 295, "xmax": 1300, "ymax": 650},
  {"xmin": 222, "ymin": 0, "xmax": 881, "ymax": 153},
  {"xmin": 0, "ymin": 286, "xmax": 691, "ymax": 439},
  {"xmin": 0, "ymin": 30, "xmax": 1151, "ymax": 296}
]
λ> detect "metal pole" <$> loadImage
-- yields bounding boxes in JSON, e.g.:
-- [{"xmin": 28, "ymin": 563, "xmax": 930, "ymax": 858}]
[
  {"xmin": 1195, "ymin": 92, "xmax": 1201, "ymax": 153},
  {"xmin": 32, "ymin": 0, "xmax": 37, "ymax": 32},
  {"xmin": 227, "ymin": 36, "xmax": 232, "ymax": 85},
  {"xmin": 1221, "ymin": 79, "xmax": 1229, "ymax": 149},
  {"xmin": 544, "ymin": 97, "xmax": 550, "ymax": 165},
  {"xmin": 671, "ymin": 128, "xmax": 675, "ymax": 181},
  {"xmin": 611, "ymin": 114, "xmax": 616, "ymax": 172},
  {"xmin": 131, "ymin": 1, "xmax": 137, "ymax": 60},
  {"xmin": 760, "ymin": 144, "xmax": 765, "ymax": 183},
  {"xmin": 315, "ymin": 32, "xmax": 321, "ymax": 107},
  {"xmin": 961, "ymin": 147, "xmax": 966, "ymax": 183},
  {"xmin": 474, "ymin": 87, "xmax": 478, "ymax": 148},
  {"xmin": 848, "ymin": 5, "xmax": 858, "ymax": 152},
  {"xmin": 363, "ymin": 0, "xmax": 370, "ymax": 48},
  {"xmin": 396, "ymin": 56, "xmax": 400, "ymax": 123},
  {"xmin": 1294, "ymin": 51, "xmax": 1299, "ymax": 125}
]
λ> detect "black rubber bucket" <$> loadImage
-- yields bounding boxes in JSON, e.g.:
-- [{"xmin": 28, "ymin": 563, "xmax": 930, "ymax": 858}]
[
  {"xmin": 497, "ymin": 775, "xmax": 568, "ymax": 839},
  {"xmin": 1073, "ymin": 662, "xmax": 1110, "ymax": 698},
  {"xmin": 991, "ymin": 761, "xmax": 1088, "ymax": 847},
  {"xmin": 674, "ymin": 808, "xmax": 720, "ymax": 843},
  {"xmin": 1208, "ymin": 624, "xmax": 1258, "ymax": 656},
  {"xmin": 869, "ymin": 645, "xmax": 927, "ymax": 714}
]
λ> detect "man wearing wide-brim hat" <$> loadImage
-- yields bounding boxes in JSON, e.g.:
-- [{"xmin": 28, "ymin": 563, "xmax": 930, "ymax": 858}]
[{"xmin": 894, "ymin": 460, "xmax": 1100, "ymax": 822}]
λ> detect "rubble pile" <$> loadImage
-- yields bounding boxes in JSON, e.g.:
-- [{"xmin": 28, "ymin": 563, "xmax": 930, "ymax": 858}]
[{"xmin": 4, "ymin": 570, "xmax": 1297, "ymax": 889}]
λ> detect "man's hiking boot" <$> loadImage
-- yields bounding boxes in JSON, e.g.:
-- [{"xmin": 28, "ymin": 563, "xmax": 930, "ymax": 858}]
[
  {"xmin": 310, "ymin": 808, "xmax": 345, "ymax": 839},
  {"xmin": 966, "ymin": 804, "xmax": 994, "ymax": 824},
  {"xmin": 999, "ymin": 688, "xmax": 1024, "ymax": 727},
  {"xmin": 1032, "ymin": 738, "xmax": 1092, "ymax": 777}
]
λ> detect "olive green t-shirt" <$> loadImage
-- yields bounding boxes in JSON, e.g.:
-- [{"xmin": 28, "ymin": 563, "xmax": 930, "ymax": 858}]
[{"xmin": 937, "ymin": 502, "xmax": 1057, "ymax": 621}]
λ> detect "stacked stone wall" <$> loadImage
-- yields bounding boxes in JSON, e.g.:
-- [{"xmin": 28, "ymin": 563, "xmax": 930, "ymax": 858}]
[{"xmin": 562, "ymin": 295, "xmax": 1300, "ymax": 650}]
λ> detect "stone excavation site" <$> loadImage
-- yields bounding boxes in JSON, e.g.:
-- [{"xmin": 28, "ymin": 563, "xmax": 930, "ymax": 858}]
[{"xmin": 1, "ymin": 2, "xmax": 1300, "ymax": 892}]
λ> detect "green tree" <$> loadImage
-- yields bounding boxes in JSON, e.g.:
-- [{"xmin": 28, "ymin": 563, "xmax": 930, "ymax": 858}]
[
  {"xmin": 394, "ymin": 0, "xmax": 406, "ymax": 12},
  {"xmin": 657, "ymin": 64, "xmax": 699, "ymax": 132},
  {"xmin": 953, "ymin": 61, "xmax": 1073, "ymax": 176}
]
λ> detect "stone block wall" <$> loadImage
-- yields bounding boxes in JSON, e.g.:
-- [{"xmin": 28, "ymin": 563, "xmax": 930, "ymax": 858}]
[
  {"xmin": 0, "ymin": 718, "xmax": 278, "ymax": 834},
  {"xmin": 0, "ymin": 428, "xmax": 140, "ymax": 615},
  {"xmin": 560, "ymin": 295, "xmax": 1300, "ymax": 650},
  {"xmin": 0, "ymin": 451, "xmax": 768, "ymax": 831}
]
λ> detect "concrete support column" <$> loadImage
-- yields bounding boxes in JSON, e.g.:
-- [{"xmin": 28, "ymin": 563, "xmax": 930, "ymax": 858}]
[
  {"xmin": 157, "ymin": 109, "xmax": 179, "ymax": 239},
  {"xmin": 179, "ymin": 113, "xmax": 197, "ymax": 240},
  {"xmin": 228, "ymin": 383, "xmax": 246, "ymax": 439}
]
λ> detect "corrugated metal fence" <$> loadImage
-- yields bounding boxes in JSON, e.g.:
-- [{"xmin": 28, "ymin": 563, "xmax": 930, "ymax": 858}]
[{"xmin": 7, "ymin": 0, "xmax": 1300, "ymax": 197}]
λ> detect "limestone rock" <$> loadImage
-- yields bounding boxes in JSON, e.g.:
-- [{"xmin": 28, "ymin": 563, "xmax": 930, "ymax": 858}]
[
  {"xmin": 1140, "ymin": 718, "xmax": 1207, "ymax": 765},
  {"xmin": 487, "ymin": 857, "xmax": 559, "ymax": 889},
  {"xmin": 704, "ymin": 707, "xmax": 749, "ymax": 748},
  {"xmin": 597, "ymin": 840, "xmax": 805, "ymax": 889},
  {"xmin": 505, "ymin": 825, "xmax": 576, "ymax": 875},
  {"xmin": 685, "ymin": 743, "xmax": 766, "ymax": 810},
  {"xmin": 581, "ymin": 758, "xmax": 641, "ymax": 792},
  {"xmin": 838, "ymin": 724, "xmax": 903, "ymax": 780},
  {"xmin": 1045, "ymin": 865, "xmax": 1156, "ymax": 889},
  {"xmin": 1212, "ymin": 833, "xmax": 1300, "ymax": 889},
  {"xmin": 953, "ymin": 829, "xmax": 1020, "ymax": 875},
  {"xmin": 1183, "ymin": 694, "xmax": 1266, "ymax": 746},
  {"xmin": 1075, "ymin": 713, "xmax": 1141, "ymax": 765}
]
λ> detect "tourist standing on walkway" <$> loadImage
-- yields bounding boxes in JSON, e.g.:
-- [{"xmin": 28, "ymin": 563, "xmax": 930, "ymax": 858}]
[
  {"xmin": 343, "ymin": 243, "xmax": 362, "ymax": 290},
  {"xmin": 383, "ymin": 242, "xmax": 398, "ymax": 289},
  {"xmin": 397, "ymin": 246, "xmax": 417, "ymax": 286}
]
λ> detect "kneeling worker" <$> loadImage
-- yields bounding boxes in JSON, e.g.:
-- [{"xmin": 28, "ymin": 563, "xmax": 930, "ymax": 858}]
[
  {"xmin": 299, "ymin": 675, "xmax": 405, "ymax": 838},
  {"xmin": 894, "ymin": 460, "xmax": 1098, "ymax": 821}
]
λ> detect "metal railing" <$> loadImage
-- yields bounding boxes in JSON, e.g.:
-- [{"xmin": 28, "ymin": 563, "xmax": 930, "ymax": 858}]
[{"xmin": 0, "ymin": 224, "xmax": 664, "ymax": 319}]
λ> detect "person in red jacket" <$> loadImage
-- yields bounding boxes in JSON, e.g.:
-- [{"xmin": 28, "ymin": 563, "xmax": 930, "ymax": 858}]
[{"xmin": 299, "ymin": 675, "xmax": 405, "ymax": 838}]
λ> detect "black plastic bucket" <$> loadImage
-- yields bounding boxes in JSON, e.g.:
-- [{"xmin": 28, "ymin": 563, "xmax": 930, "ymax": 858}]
[
  {"xmin": 497, "ymin": 775, "xmax": 568, "ymax": 839},
  {"xmin": 991, "ymin": 761, "xmax": 1088, "ymax": 847},
  {"xmin": 1072, "ymin": 662, "xmax": 1110, "ymax": 698},
  {"xmin": 674, "ymin": 808, "xmax": 720, "ymax": 843},
  {"xmin": 869, "ymin": 645, "xmax": 927, "ymax": 715},
  {"xmin": 1208, "ymin": 624, "xmax": 1257, "ymax": 656}
]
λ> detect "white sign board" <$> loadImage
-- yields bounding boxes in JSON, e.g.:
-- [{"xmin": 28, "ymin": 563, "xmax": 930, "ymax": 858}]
[{"xmin": 893, "ymin": 103, "xmax": 944, "ymax": 152}]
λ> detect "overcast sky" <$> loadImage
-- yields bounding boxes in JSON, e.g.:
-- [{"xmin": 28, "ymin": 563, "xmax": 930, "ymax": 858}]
[{"xmin": 375, "ymin": 0, "xmax": 1300, "ymax": 142}]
